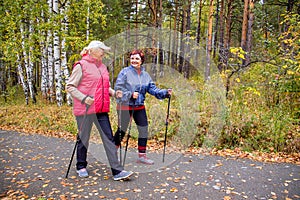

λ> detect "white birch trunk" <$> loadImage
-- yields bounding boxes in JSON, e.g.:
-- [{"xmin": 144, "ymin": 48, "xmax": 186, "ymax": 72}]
[
  {"xmin": 41, "ymin": 42, "xmax": 49, "ymax": 98},
  {"xmin": 17, "ymin": 54, "xmax": 29, "ymax": 105},
  {"xmin": 61, "ymin": 0, "xmax": 72, "ymax": 105},
  {"xmin": 53, "ymin": 0, "xmax": 63, "ymax": 106},
  {"xmin": 40, "ymin": 10, "xmax": 49, "ymax": 99},
  {"xmin": 20, "ymin": 24, "xmax": 35, "ymax": 104},
  {"xmin": 28, "ymin": 22, "xmax": 36, "ymax": 103},
  {"xmin": 47, "ymin": 0, "xmax": 54, "ymax": 102}
]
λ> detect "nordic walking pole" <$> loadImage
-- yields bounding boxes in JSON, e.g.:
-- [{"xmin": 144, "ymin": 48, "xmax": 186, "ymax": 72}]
[
  {"xmin": 123, "ymin": 90, "xmax": 139, "ymax": 167},
  {"xmin": 118, "ymin": 101, "xmax": 122, "ymax": 166},
  {"xmin": 163, "ymin": 95, "xmax": 171, "ymax": 162},
  {"xmin": 65, "ymin": 103, "xmax": 90, "ymax": 178},
  {"xmin": 123, "ymin": 107, "xmax": 134, "ymax": 167}
]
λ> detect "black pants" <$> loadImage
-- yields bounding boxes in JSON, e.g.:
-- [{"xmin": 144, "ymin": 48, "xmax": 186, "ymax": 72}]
[
  {"xmin": 113, "ymin": 108, "xmax": 149, "ymax": 153},
  {"xmin": 76, "ymin": 113, "xmax": 123, "ymax": 175}
]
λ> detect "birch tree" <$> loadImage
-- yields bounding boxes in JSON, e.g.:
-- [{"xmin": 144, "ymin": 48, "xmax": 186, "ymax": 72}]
[
  {"xmin": 20, "ymin": 23, "xmax": 36, "ymax": 104},
  {"xmin": 17, "ymin": 54, "xmax": 29, "ymax": 105},
  {"xmin": 28, "ymin": 20, "xmax": 37, "ymax": 103},
  {"xmin": 53, "ymin": 0, "xmax": 63, "ymax": 106},
  {"xmin": 61, "ymin": 0, "xmax": 72, "ymax": 105},
  {"xmin": 47, "ymin": 0, "xmax": 55, "ymax": 103},
  {"xmin": 40, "ymin": 10, "xmax": 49, "ymax": 99}
]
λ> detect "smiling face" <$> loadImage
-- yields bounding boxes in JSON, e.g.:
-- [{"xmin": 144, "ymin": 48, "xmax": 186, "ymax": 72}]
[{"xmin": 130, "ymin": 54, "xmax": 142, "ymax": 69}]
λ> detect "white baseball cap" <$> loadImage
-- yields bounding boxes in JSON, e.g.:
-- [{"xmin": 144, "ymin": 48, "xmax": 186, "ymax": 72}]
[{"xmin": 87, "ymin": 40, "xmax": 111, "ymax": 51}]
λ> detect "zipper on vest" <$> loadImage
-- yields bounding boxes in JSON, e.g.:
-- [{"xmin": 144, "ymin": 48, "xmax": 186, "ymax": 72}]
[{"xmin": 100, "ymin": 70, "xmax": 104, "ymax": 112}]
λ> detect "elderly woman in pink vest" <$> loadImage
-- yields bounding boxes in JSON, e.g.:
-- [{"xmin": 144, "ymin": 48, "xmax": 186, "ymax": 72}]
[{"xmin": 66, "ymin": 40, "xmax": 133, "ymax": 181}]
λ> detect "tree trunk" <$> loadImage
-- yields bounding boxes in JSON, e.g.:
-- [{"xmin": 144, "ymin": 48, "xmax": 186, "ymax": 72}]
[
  {"xmin": 183, "ymin": 0, "xmax": 191, "ymax": 78},
  {"xmin": 213, "ymin": 0, "xmax": 220, "ymax": 58},
  {"xmin": 0, "ymin": 60, "xmax": 7, "ymax": 102},
  {"xmin": 47, "ymin": 0, "xmax": 54, "ymax": 102},
  {"xmin": 61, "ymin": 1, "xmax": 72, "ymax": 105},
  {"xmin": 241, "ymin": 0, "xmax": 249, "ymax": 52},
  {"xmin": 171, "ymin": 0, "xmax": 179, "ymax": 69},
  {"xmin": 148, "ymin": 0, "xmax": 158, "ymax": 80},
  {"xmin": 196, "ymin": 0, "xmax": 203, "ymax": 44},
  {"xmin": 217, "ymin": 0, "xmax": 225, "ymax": 72},
  {"xmin": 224, "ymin": 0, "xmax": 234, "ymax": 72},
  {"xmin": 206, "ymin": 0, "xmax": 214, "ymax": 81},
  {"xmin": 245, "ymin": 0, "xmax": 254, "ymax": 66},
  {"xmin": 20, "ymin": 24, "xmax": 36, "ymax": 104},
  {"xmin": 53, "ymin": 0, "xmax": 63, "ymax": 106},
  {"xmin": 41, "ymin": 42, "xmax": 49, "ymax": 99},
  {"xmin": 39, "ymin": 10, "xmax": 49, "ymax": 99},
  {"xmin": 158, "ymin": 0, "xmax": 164, "ymax": 77},
  {"xmin": 179, "ymin": 5, "xmax": 187, "ymax": 73},
  {"xmin": 224, "ymin": 0, "xmax": 234, "ymax": 96},
  {"xmin": 195, "ymin": 0, "xmax": 203, "ymax": 72},
  {"xmin": 17, "ymin": 54, "xmax": 29, "ymax": 105},
  {"xmin": 28, "ymin": 22, "xmax": 36, "ymax": 103}
]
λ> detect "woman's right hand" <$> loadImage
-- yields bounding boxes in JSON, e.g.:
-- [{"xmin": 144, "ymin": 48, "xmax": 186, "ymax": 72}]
[
  {"xmin": 85, "ymin": 96, "xmax": 94, "ymax": 105},
  {"xmin": 132, "ymin": 91, "xmax": 139, "ymax": 99}
]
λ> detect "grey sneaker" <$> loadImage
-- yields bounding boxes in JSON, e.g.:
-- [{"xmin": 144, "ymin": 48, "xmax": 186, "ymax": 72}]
[
  {"xmin": 137, "ymin": 156, "xmax": 154, "ymax": 165},
  {"xmin": 113, "ymin": 170, "xmax": 133, "ymax": 181},
  {"xmin": 76, "ymin": 168, "xmax": 89, "ymax": 178}
]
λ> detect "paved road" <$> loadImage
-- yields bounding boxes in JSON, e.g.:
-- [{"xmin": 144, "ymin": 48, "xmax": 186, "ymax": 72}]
[{"xmin": 0, "ymin": 130, "xmax": 299, "ymax": 200}]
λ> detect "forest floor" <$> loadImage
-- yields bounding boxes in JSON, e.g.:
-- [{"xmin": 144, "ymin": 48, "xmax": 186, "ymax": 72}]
[{"xmin": 0, "ymin": 130, "xmax": 299, "ymax": 200}]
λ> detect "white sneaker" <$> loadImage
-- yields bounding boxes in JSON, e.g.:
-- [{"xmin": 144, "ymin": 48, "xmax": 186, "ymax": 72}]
[
  {"xmin": 137, "ymin": 156, "xmax": 154, "ymax": 165},
  {"xmin": 76, "ymin": 168, "xmax": 89, "ymax": 178},
  {"xmin": 113, "ymin": 170, "xmax": 133, "ymax": 181}
]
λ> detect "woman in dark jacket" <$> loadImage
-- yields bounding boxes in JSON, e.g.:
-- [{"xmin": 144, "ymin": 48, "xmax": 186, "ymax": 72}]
[
  {"xmin": 67, "ymin": 41, "xmax": 133, "ymax": 180},
  {"xmin": 114, "ymin": 49, "xmax": 172, "ymax": 165}
]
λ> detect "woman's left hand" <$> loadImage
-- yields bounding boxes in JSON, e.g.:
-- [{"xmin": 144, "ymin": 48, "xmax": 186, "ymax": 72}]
[
  {"xmin": 167, "ymin": 88, "xmax": 172, "ymax": 96},
  {"xmin": 115, "ymin": 90, "xmax": 123, "ymax": 98}
]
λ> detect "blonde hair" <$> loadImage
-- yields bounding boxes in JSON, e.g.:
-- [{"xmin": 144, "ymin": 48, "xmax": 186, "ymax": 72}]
[
  {"xmin": 80, "ymin": 47, "xmax": 89, "ymax": 56},
  {"xmin": 80, "ymin": 46, "xmax": 104, "ymax": 57}
]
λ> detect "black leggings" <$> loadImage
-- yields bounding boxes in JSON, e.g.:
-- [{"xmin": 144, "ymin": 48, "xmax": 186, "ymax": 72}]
[{"xmin": 113, "ymin": 108, "xmax": 149, "ymax": 153}]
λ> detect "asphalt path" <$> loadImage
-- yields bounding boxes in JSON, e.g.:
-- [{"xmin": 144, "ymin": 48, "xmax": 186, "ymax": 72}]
[{"xmin": 0, "ymin": 130, "xmax": 299, "ymax": 200}]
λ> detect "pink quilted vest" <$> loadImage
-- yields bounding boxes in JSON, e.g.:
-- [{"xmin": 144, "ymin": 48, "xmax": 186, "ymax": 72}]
[{"xmin": 72, "ymin": 55, "xmax": 110, "ymax": 116}]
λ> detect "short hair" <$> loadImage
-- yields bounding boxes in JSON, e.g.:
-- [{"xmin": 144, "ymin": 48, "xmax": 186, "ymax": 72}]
[{"xmin": 129, "ymin": 49, "xmax": 145, "ymax": 64}]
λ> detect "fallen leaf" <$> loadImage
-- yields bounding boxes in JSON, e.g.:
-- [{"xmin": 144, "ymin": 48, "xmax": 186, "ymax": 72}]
[{"xmin": 194, "ymin": 182, "xmax": 200, "ymax": 186}]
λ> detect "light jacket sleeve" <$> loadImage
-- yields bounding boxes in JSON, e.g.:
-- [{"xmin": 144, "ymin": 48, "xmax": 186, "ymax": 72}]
[
  {"xmin": 114, "ymin": 69, "xmax": 133, "ymax": 103},
  {"xmin": 66, "ymin": 64, "xmax": 86, "ymax": 102},
  {"xmin": 147, "ymin": 81, "xmax": 169, "ymax": 100}
]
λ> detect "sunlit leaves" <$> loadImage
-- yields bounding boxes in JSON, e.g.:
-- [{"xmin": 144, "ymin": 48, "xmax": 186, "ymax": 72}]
[{"xmin": 230, "ymin": 47, "xmax": 246, "ymax": 60}]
